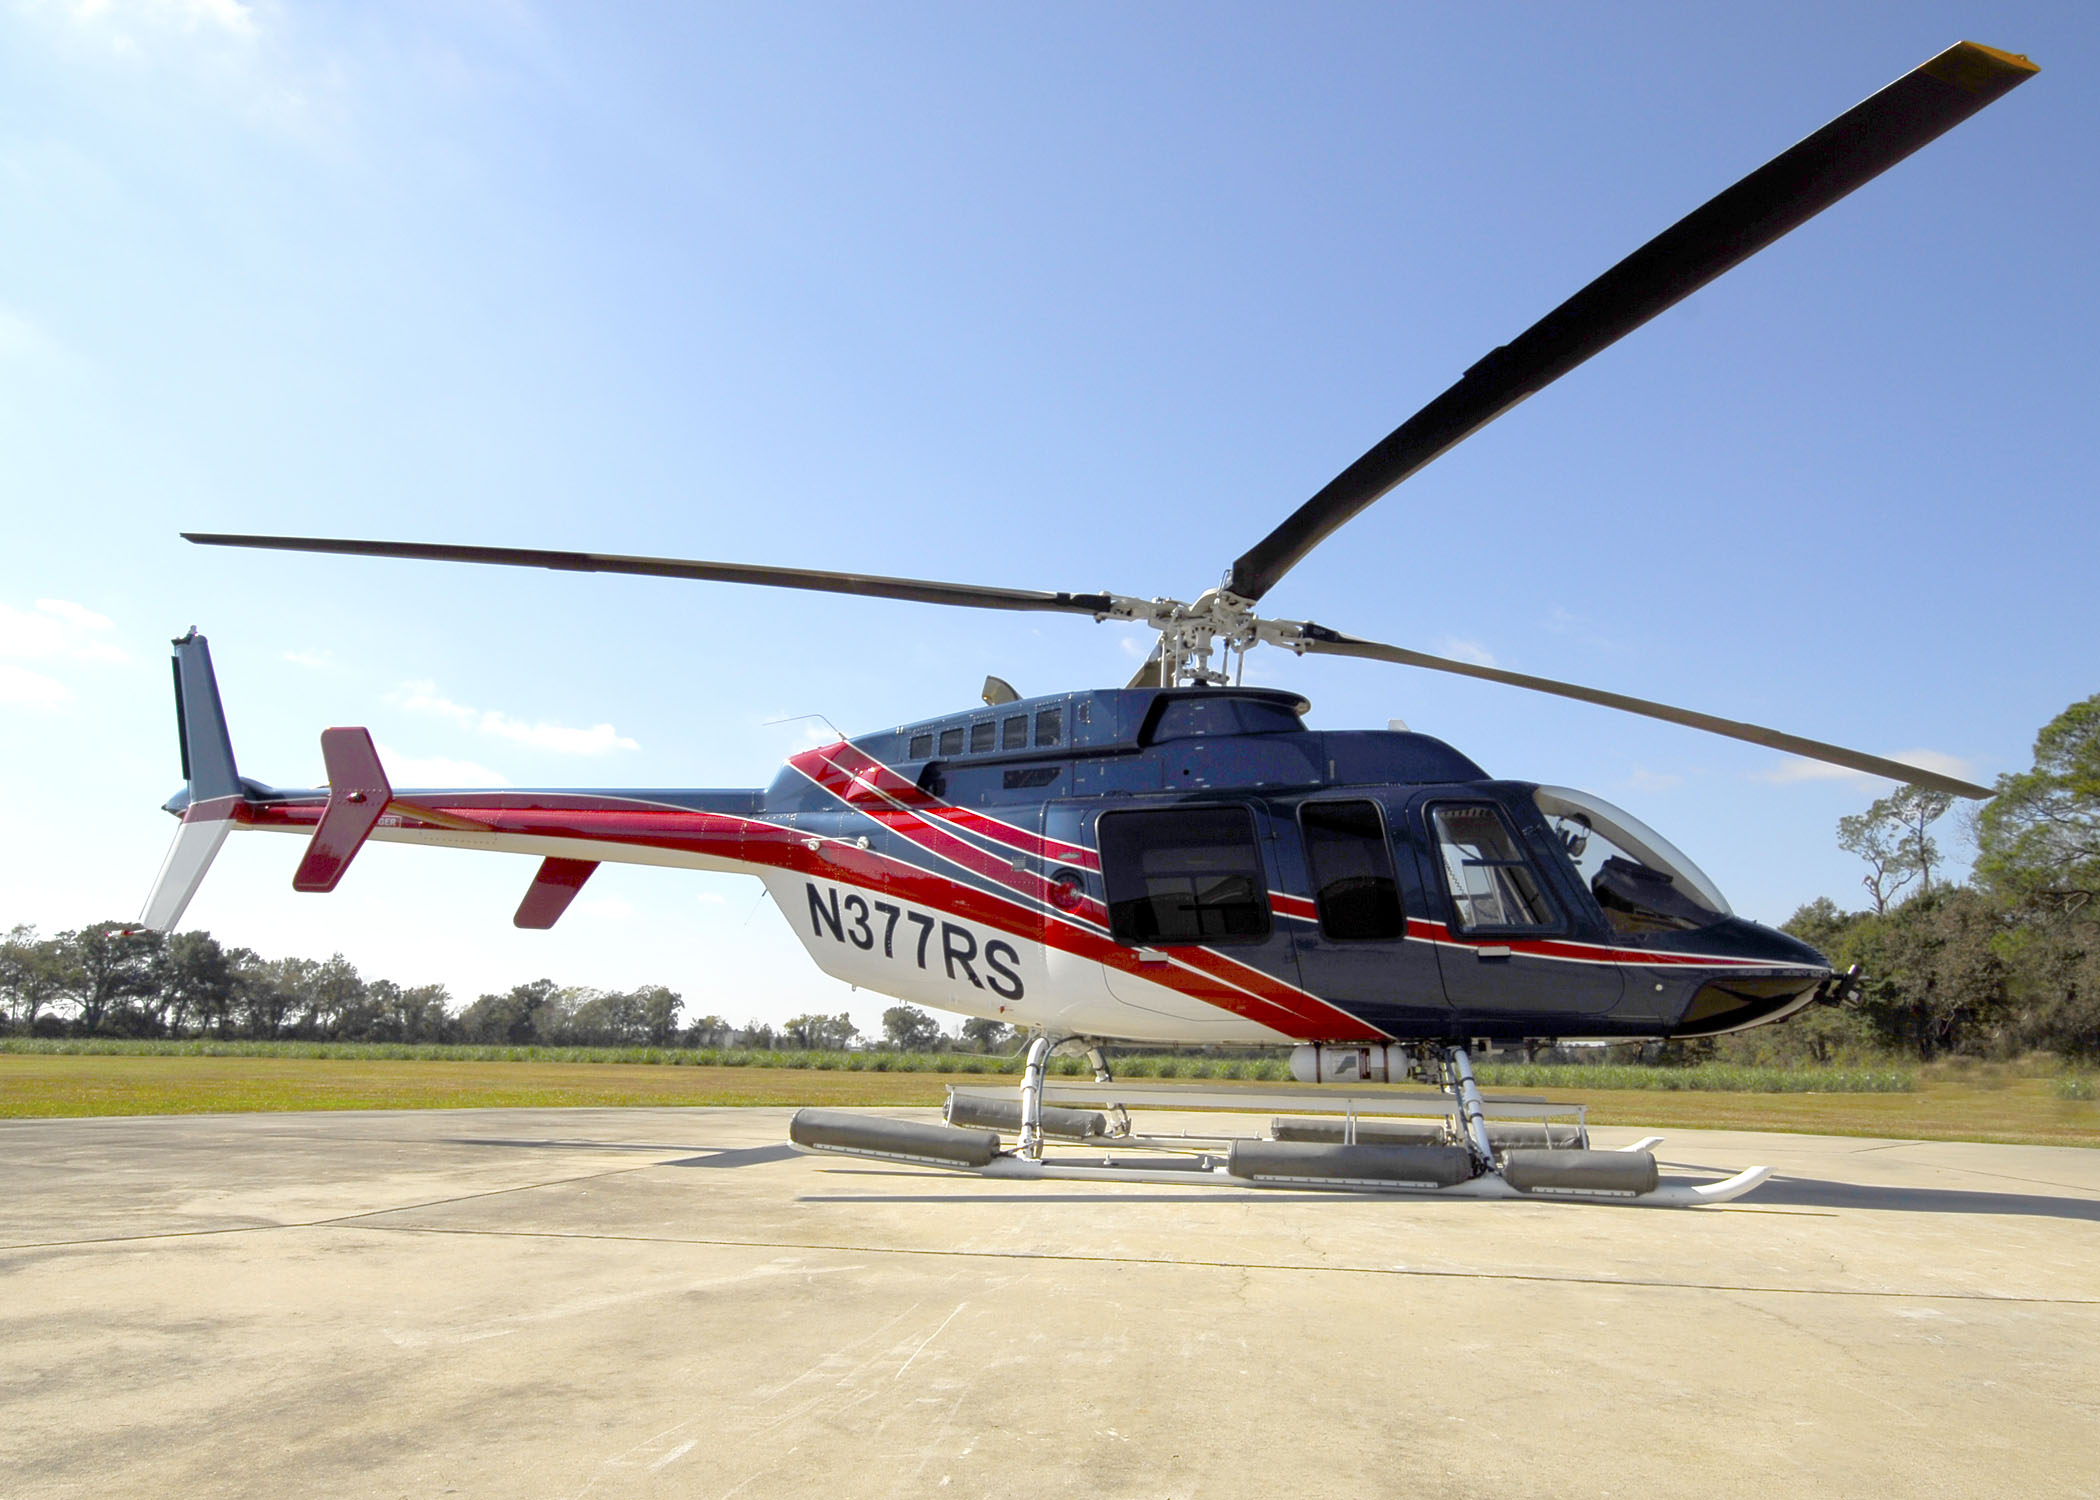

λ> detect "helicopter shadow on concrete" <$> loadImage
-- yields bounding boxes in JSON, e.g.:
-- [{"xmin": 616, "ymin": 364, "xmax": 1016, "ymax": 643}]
[
  {"xmin": 1709, "ymin": 1172, "xmax": 2100, "ymax": 1223},
  {"xmin": 797, "ymin": 1163, "xmax": 2100, "ymax": 1221},
  {"xmin": 437, "ymin": 1137, "xmax": 803, "ymax": 1169}
]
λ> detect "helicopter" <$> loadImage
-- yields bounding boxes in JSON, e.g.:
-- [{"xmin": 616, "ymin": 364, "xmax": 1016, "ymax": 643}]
[{"xmin": 142, "ymin": 41, "xmax": 2031, "ymax": 1204}]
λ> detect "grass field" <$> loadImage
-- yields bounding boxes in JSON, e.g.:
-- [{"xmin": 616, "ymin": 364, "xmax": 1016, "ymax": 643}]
[
  {"xmin": 1, "ymin": 1051, "xmax": 2093, "ymax": 1147},
  {"xmin": 0, "ymin": 1038, "xmax": 1919, "ymax": 1092}
]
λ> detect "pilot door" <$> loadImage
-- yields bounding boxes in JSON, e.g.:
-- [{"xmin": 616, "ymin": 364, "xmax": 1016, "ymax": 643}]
[{"xmin": 1410, "ymin": 792, "xmax": 1623, "ymax": 1031}]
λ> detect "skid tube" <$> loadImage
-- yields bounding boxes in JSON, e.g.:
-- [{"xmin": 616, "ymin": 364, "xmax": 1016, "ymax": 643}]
[{"xmin": 786, "ymin": 1041, "xmax": 1773, "ymax": 1208}]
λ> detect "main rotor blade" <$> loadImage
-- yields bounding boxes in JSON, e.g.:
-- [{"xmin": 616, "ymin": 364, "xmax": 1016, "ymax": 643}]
[
  {"xmin": 1226, "ymin": 40, "xmax": 2037, "ymax": 602},
  {"xmin": 1293, "ymin": 626, "xmax": 1992, "ymax": 798},
  {"xmin": 183, "ymin": 534, "xmax": 1121, "ymax": 617}
]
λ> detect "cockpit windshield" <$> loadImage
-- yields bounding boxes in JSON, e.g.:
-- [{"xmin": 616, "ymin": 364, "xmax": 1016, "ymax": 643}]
[{"xmin": 1533, "ymin": 787, "xmax": 1733, "ymax": 935}]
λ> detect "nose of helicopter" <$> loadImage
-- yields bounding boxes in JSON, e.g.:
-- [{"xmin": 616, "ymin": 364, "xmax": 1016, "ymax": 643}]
[
  {"xmin": 1709, "ymin": 917, "xmax": 1830, "ymax": 969},
  {"xmin": 1669, "ymin": 917, "xmax": 1831, "ymax": 1036}
]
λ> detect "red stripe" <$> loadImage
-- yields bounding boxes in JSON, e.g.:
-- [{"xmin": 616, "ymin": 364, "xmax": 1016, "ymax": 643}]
[
  {"xmin": 240, "ymin": 791, "xmax": 1373, "ymax": 1039},
  {"xmin": 792, "ymin": 744, "xmax": 1378, "ymax": 1039},
  {"xmin": 1269, "ymin": 891, "xmax": 1319, "ymax": 923},
  {"xmin": 1404, "ymin": 917, "xmax": 1778, "ymax": 968},
  {"xmin": 794, "ymin": 742, "xmax": 1099, "ymax": 869}
]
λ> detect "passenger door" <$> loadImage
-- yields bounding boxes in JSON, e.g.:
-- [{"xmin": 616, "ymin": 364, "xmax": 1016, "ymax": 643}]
[
  {"xmin": 1089, "ymin": 800, "xmax": 1307, "ymax": 1040},
  {"xmin": 1286, "ymin": 796, "xmax": 1450, "ymax": 1038}
]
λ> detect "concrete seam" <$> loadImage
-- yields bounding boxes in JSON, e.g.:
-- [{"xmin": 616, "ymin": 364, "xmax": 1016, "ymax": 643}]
[{"xmin": 307, "ymin": 1222, "xmax": 2100, "ymax": 1306}]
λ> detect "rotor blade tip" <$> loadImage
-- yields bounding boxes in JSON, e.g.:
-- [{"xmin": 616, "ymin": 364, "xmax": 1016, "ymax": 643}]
[{"xmin": 1931, "ymin": 42, "xmax": 2040, "ymax": 91}]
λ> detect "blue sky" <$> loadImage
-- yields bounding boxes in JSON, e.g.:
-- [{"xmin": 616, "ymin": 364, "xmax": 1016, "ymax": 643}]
[{"xmin": 4, "ymin": 2, "xmax": 2095, "ymax": 1038}]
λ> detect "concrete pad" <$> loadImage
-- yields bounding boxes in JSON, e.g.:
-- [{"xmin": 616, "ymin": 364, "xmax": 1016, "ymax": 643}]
[{"xmin": 2, "ymin": 1108, "xmax": 2095, "ymax": 1499}]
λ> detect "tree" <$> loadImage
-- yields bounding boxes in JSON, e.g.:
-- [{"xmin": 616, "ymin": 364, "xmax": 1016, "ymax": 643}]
[
  {"xmin": 300, "ymin": 953, "xmax": 367, "ymax": 1038},
  {"xmin": 881, "ymin": 1005, "xmax": 942, "ymax": 1051},
  {"xmin": 960, "ymin": 1016, "xmax": 1013, "ymax": 1052},
  {"xmin": 684, "ymin": 1014, "xmax": 734, "ymax": 1048},
  {"xmin": 1781, "ymin": 897, "xmax": 1863, "ymax": 959},
  {"xmin": 1848, "ymin": 888, "xmax": 2009, "ymax": 1059},
  {"xmin": 456, "ymin": 979, "xmax": 566, "ymax": 1044},
  {"xmin": 783, "ymin": 1012, "xmax": 857, "ymax": 1049},
  {"xmin": 1993, "ymin": 905, "xmax": 2100, "ymax": 1060},
  {"xmin": 631, "ymin": 985, "xmax": 681, "ymax": 1046},
  {"xmin": 1838, "ymin": 786, "xmax": 1953, "ymax": 914},
  {"xmin": 156, "ymin": 931, "xmax": 236, "ymax": 1037},
  {"xmin": 0, "ymin": 926, "xmax": 68, "ymax": 1034},
  {"xmin": 237, "ymin": 955, "xmax": 312, "ymax": 1039},
  {"xmin": 1976, "ymin": 691, "xmax": 2100, "ymax": 908},
  {"xmin": 59, "ymin": 922, "xmax": 162, "ymax": 1034},
  {"xmin": 564, "ymin": 985, "xmax": 681, "ymax": 1045}
]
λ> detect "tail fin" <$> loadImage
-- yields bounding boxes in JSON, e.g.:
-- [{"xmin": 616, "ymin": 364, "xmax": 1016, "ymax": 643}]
[
  {"xmin": 170, "ymin": 628, "xmax": 243, "ymax": 803},
  {"xmin": 141, "ymin": 629, "xmax": 245, "ymax": 931}
]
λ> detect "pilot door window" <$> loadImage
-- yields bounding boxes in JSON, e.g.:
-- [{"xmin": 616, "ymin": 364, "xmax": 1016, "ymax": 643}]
[
  {"xmin": 1430, "ymin": 804, "xmax": 1557, "ymax": 933},
  {"xmin": 1299, "ymin": 800, "xmax": 1405, "ymax": 940},
  {"xmin": 1098, "ymin": 806, "xmax": 1271, "ymax": 944}
]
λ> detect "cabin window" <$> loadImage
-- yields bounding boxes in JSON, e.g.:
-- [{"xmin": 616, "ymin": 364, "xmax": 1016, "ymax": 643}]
[
  {"xmin": 909, "ymin": 733, "xmax": 933, "ymax": 760},
  {"xmin": 1034, "ymin": 706, "xmax": 1062, "ymax": 746},
  {"xmin": 1098, "ymin": 806, "xmax": 1270, "ymax": 944},
  {"xmin": 939, "ymin": 727, "xmax": 965, "ymax": 756},
  {"xmin": 1430, "ymin": 803, "xmax": 1556, "ymax": 933},
  {"xmin": 1532, "ymin": 786, "xmax": 1732, "ymax": 935},
  {"xmin": 970, "ymin": 721, "xmax": 996, "ymax": 753},
  {"xmin": 1002, "ymin": 715, "xmax": 1028, "ymax": 750},
  {"xmin": 1146, "ymin": 696, "xmax": 1305, "ymax": 743},
  {"xmin": 1299, "ymin": 800, "xmax": 1404, "ymax": 940}
]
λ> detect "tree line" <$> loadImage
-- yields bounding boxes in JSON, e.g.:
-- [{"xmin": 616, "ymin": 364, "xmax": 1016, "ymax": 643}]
[
  {"xmin": 0, "ymin": 922, "xmax": 1015, "ymax": 1054},
  {"xmin": 1750, "ymin": 691, "xmax": 2099, "ymax": 1064},
  {"xmin": 8, "ymin": 694, "xmax": 2093, "ymax": 1064}
]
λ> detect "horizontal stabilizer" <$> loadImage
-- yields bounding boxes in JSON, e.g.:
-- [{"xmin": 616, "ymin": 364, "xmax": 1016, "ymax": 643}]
[
  {"xmin": 514, "ymin": 857, "xmax": 598, "ymax": 929},
  {"xmin": 292, "ymin": 728, "xmax": 393, "ymax": 893}
]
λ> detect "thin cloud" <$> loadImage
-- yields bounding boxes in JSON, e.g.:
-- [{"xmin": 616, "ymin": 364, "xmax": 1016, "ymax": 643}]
[
  {"xmin": 0, "ymin": 305, "xmax": 88, "ymax": 376},
  {"xmin": 39, "ymin": 0, "xmax": 260, "ymax": 46},
  {"xmin": 374, "ymin": 742, "xmax": 510, "ymax": 789},
  {"xmin": 478, "ymin": 711, "xmax": 639, "ymax": 756},
  {"xmin": 1757, "ymin": 748, "xmax": 1977, "ymax": 789},
  {"xmin": 1433, "ymin": 636, "xmax": 1498, "ymax": 668},
  {"xmin": 1625, "ymin": 766, "xmax": 1685, "ymax": 792},
  {"xmin": 0, "ymin": 599, "xmax": 128, "ymax": 664},
  {"xmin": 390, "ymin": 681, "xmax": 639, "ymax": 755},
  {"xmin": 280, "ymin": 649, "xmax": 330, "ymax": 670},
  {"xmin": 0, "ymin": 664, "xmax": 72, "ymax": 710},
  {"xmin": 391, "ymin": 680, "xmax": 476, "ymax": 726}
]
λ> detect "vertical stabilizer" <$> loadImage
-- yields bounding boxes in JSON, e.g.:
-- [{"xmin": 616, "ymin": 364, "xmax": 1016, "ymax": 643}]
[
  {"xmin": 171, "ymin": 628, "xmax": 242, "ymax": 803},
  {"xmin": 141, "ymin": 629, "xmax": 246, "ymax": 931}
]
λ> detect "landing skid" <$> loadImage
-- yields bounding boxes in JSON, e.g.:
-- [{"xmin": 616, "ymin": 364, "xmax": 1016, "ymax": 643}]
[
  {"xmin": 786, "ymin": 1043, "xmax": 1772, "ymax": 1208},
  {"xmin": 970, "ymin": 1155, "xmax": 1772, "ymax": 1207}
]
